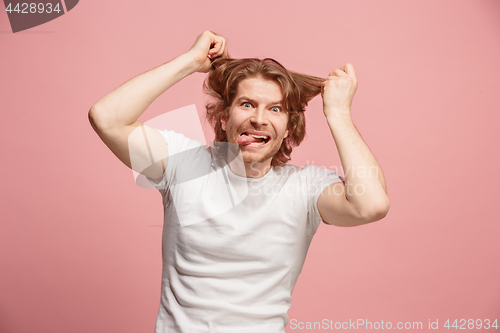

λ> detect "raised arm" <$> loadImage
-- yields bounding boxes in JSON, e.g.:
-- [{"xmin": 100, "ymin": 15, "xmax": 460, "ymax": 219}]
[
  {"xmin": 88, "ymin": 30, "xmax": 228, "ymax": 180},
  {"xmin": 317, "ymin": 63, "xmax": 390, "ymax": 226}
]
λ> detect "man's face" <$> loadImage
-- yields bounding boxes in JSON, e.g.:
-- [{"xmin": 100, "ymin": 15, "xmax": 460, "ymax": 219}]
[{"xmin": 221, "ymin": 77, "xmax": 289, "ymax": 169}]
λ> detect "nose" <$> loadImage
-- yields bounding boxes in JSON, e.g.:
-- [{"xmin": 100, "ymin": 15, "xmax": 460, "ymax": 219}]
[{"xmin": 249, "ymin": 106, "xmax": 269, "ymax": 127}]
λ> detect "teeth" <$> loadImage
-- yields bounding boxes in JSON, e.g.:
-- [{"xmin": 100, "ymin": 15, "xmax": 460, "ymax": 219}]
[{"xmin": 248, "ymin": 134, "xmax": 269, "ymax": 139}]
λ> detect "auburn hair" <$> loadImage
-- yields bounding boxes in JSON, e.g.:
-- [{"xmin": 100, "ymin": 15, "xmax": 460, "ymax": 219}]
[{"xmin": 203, "ymin": 57, "xmax": 324, "ymax": 167}]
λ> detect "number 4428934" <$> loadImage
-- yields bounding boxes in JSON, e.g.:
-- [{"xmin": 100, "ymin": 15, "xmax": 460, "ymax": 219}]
[
  {"xmin": 444, "ymin": 319, "xmax": 498, "ymax": 329},
  {"xmin": 5, "ymin": 2, "xmax": 62, "ymax": 14}
]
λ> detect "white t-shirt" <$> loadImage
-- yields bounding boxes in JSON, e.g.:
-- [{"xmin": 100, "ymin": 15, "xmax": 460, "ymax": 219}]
[{"xmin": 146, "ymin": 130, "xmax": 343, "ymax": 333}]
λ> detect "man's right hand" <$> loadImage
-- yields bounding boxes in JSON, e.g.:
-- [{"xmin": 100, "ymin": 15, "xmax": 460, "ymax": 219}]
[{"xmin": 187, "ymin": 30, "xmax": 229, "ymax": 73}]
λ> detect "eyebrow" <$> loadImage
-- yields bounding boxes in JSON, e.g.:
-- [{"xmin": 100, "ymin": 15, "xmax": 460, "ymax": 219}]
[{"xmin": 236, "ymin": 96, "xmax": 283, "ymax": 106}]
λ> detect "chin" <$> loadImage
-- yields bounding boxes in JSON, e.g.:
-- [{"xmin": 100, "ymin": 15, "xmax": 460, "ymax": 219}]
[
  {"xmin": 241, "ymin": 146, "xmax": 278, "ymax": 165},
  {"xmin": 241, "ymin": 152, "xmax": 266, "ymax": 165}
]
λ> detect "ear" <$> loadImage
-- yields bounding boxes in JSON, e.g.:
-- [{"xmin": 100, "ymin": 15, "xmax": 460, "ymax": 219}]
[
  {"xmin": 284, "ymin": 113, "xmax": 291, "ymax": 139},
  {"xmin": 220, "ymin": 115, "xmax": 227, "ymax": 131}
]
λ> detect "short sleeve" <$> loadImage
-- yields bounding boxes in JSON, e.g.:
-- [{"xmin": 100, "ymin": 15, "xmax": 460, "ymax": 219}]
[
  {"xmin": 145, "ymin": 129, "xmax": 204, "ymax": 192},
  {"xmin": 305, "ymin": 164, "xmax": 344, "ymax": 235}
]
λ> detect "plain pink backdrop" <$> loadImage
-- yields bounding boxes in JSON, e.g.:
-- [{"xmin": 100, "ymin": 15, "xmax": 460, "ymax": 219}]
[{"xmin": 1, "ymin": 0, "xmax": 499, "ymax": 332}]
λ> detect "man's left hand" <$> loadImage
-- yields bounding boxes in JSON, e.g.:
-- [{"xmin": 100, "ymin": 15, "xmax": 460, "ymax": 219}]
[{"xmin": 321, "ymin": 63, "xmax": 358, "ymax": 118}]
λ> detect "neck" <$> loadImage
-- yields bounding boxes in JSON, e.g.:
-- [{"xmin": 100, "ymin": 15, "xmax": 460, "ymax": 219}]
[
  {"xmin": 221, "ymin": 144, "xmax": 273, "ymax": 178},
  {"xmin": 227, "ymin": 158, "xmax": 272, "ymax": 178},
  {"xmin": 244, "ymin": 162, "xmax": 272, "ymax": 178}
]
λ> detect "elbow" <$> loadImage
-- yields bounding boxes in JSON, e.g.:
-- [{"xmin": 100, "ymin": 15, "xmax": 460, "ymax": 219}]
[
  {"xmin": 359, "ymin": 198, "xmax": 390, "ymax": 224},
  {"xmin": 88, "ymin": 107, "xmax": 97, "ymax": 125},
  {"xmin": 88, "ymin": 105, "xmax": 111, "ymax": 131},
  {"xmin": 88, "ymin": 105, "xmax": 100, "ymax": 124},
  {"xmin": 372, "ymin": 201, "xmax": 390, "ymax": 222},
  {"xmin": 88, "ymin": 107, "xmax": 103, "ymax": 133}
]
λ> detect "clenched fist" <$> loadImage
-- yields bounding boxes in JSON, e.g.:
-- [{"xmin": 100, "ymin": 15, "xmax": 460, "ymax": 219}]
[
  {"xmin": 187, "ymin": 30, "xmax": 229, "ymax": 73},
  {"xmin": 321, "ymin": 63, "xmax": 358, "ymax": 118}
]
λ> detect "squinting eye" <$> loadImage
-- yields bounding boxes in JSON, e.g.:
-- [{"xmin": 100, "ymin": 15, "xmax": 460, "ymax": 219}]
[{"xmin": 271, "ymin": 107, "xmax": 281, "ymax": 112}]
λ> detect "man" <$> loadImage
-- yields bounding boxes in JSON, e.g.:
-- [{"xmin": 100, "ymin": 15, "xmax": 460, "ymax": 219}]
[{"xmin": 89, "ymin": 30, "xmax": 389, "ymax": 332}]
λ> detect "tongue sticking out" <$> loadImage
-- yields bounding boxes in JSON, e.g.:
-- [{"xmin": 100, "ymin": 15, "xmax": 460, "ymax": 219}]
[{"xmin": 237, "ymin": 134, "xmax": 264, "ymax": 145}]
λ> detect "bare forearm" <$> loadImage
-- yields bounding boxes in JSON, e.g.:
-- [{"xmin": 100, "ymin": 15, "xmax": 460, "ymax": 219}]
[
  {"xmin": 89, "ymin": 52, "xmax": 198, "ymax": 128},
  {"xmin": 326, "ymin": 112, "xmax": 389, "ymax": 217}
]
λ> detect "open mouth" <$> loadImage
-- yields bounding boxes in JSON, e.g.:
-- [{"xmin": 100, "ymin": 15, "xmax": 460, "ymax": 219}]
[{"xmin": 238, "ymin": 132, "xmax": 271, "ymax": 146}]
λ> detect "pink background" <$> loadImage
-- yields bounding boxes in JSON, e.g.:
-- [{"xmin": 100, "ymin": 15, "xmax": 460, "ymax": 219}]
[{"xmin": 1, "ymin": 0, "xmax": 499, "ymax": 332}]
